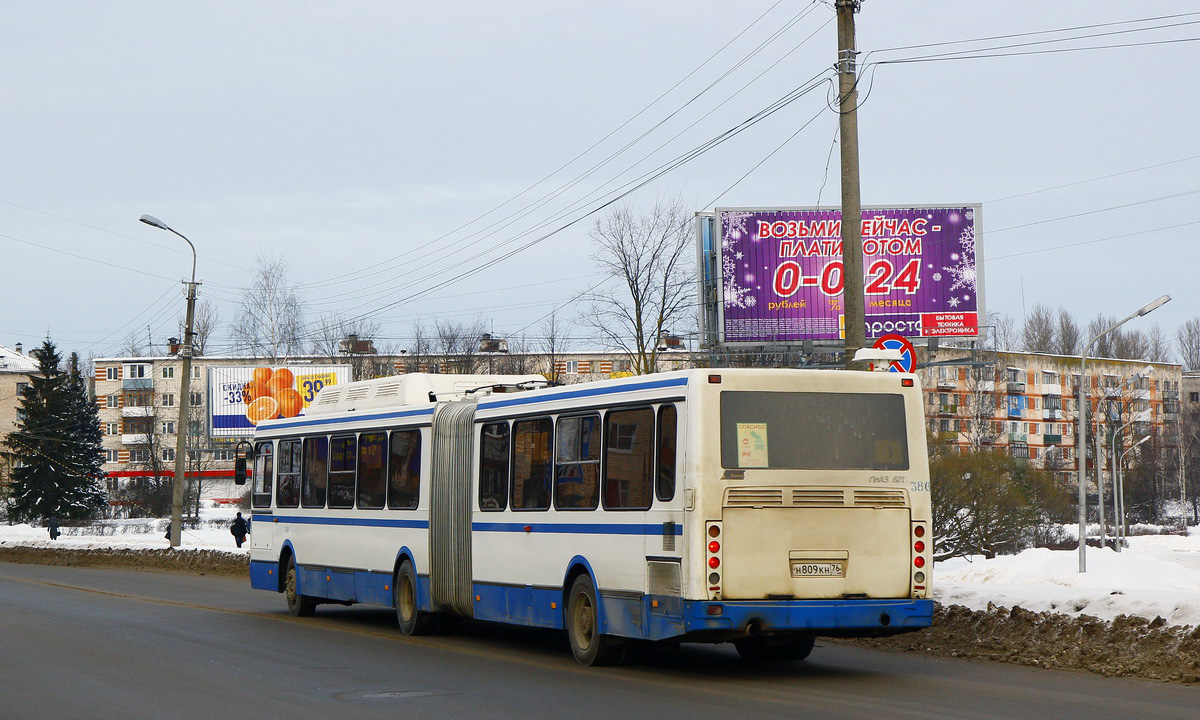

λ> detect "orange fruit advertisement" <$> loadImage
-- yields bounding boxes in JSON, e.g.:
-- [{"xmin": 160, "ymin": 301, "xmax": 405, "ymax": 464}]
[{"xmin": 243, "ymin": 366, "xmax": 305, "ymax": 423}]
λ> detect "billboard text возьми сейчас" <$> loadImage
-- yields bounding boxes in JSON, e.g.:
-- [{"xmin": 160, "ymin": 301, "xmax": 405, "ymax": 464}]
[{"xmin": 718, "ymin": 206, "xmax": 982, "ymax": 343}]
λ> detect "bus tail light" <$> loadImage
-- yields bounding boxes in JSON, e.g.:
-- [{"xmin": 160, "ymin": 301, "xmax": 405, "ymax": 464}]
[
  {"xmin": 707, "ymin": 522, "xmax": 723, "ymax": 599},
  {"xmin": 914, "ymin": 556, "xmax": 925, "ymax": 568}
]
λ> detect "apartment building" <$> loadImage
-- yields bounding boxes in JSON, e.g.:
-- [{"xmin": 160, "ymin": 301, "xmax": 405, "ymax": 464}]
[
  {"xmin": 917, "ymin": 348, "xmax": 1184, "ymax": 487},
  {"xmin": 0, "ymin": 343, "xmax": 38, "ymax": 491}
]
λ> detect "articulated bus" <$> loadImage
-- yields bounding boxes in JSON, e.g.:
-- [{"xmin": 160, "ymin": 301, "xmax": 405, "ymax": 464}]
[{"xmin": 241, "ymin": 368, "xmax": 933, "ymax": 665}]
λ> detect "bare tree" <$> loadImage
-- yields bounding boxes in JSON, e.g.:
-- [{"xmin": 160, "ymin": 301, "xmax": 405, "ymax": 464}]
[
  {"xmin": 988, "ymin": 311, "xmax": 1018, "ymax": 351},
  {"xmin": 1020, "ymin": 304, "xmax": 1056, "ymax": 353},
  {"xmin": 961, "ymin": 362, "xmax": 1002, "ymax": 449},
  {"xmin": 122, "ymin": 331, "xmax": 146, "ymax": 358},
  {"xmin": 1144, "ymin": 324, "xmax": 1172, "ymax": 363},
  {"xmin": 1177, "ymin": 317, "xmax": 1200, "ymax": 370},
  {"xmin": 231, "ymin": 254, "xmax": 304, "ymax": 361},
  {"xmin": 435, "ymin": 318, "xmax": 488, "ymax": 373},
  {"xmin": 181, "ymin": 299, "xmax": 220, "ymax": 356},
  {"xmin": 582, "ymin": 199, "xmax": 695, "ymax": 375},
  {"xmin": 540, "ymin": 312, "xmax": 569, "ymax": 383},
  {"xmin": 1087, "ymin": 314, "xmax": 1118, "ymax": 358},
  {"xmin": 1054, "ymin": 308, "xmax": 1081, "ymax": 356}
]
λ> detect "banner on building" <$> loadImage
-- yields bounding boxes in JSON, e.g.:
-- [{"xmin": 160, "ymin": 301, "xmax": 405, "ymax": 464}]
[
  {"xmin": 208, "ymin": 364, "xmax": 352, "ymax": 438},
  {"xmin": 709, "ymin": 206, "xmax": 983, "ymax": 344}
]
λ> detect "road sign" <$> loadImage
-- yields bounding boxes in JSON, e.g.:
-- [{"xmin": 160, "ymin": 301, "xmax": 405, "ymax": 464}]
[{"xmin": 872, "ymin": 334, "xmax": 915, "ymax": 373}]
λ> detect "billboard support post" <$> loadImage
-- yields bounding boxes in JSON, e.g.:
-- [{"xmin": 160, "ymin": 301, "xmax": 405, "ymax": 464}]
[{"xmin": 836, "ymin": 0, "xmax": 865, "ymax": 370}]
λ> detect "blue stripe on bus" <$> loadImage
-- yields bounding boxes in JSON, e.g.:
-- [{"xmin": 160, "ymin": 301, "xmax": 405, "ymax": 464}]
[
  {"xmin": 254, "ymin": 514, "xmax": 429, "ymax": 529},
  {"xmin": 263, "ymin": 406, "xmax": 435, "ymax": 431},
  {"xmin": 480, "ymin": 376, "xmax": 689, "ymax": 410},
  {"xmin": 251, "ymin": 514, "xmax": 680, "ymax": 535},
  {"xmin": 473, "ymin": 521, "xmax": 683, "ymax": 535}
]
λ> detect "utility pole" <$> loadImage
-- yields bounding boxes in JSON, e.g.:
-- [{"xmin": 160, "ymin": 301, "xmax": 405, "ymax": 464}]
[
  {"xmin": 836, "ymin": 0, "xmax": 866, "ymax": 370},
  {"xmin": 140, "ymin": 215, "xmax": 199, "ymax": 549}
]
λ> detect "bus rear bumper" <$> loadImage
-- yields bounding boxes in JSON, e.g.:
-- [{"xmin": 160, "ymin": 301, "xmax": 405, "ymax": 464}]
[{"xmin": 680, "ymin": 598, "xmax": 933, "ymax": 638}]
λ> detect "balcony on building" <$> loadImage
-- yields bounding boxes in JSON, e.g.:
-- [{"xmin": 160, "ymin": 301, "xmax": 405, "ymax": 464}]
[
  {"xmin": 1043, "ymin": 433, "xmax": 1063, "ymax": 445},
  {"xmin": 1007, "ymin": 432, "xmax": 1028, "ymax": 444},
  {"xmin": 120, "ymin": 434, "xmax": 152, "ymax": 445},
  {"xmin": 937, "ymin": 404, "xmax": 958, "ymax": 416},
  {"xmin": 1041, "ymin": 408, "xmax": 1063, "ymax": 420},
  {"xmin": 1006, "ymin": 381, "xmax": 1025, "ymax": 393},
  {"xmin": 122, "ymin": 405, "xmax": 154, "ymax": 417},
  {"xmin": 122, "ymin": 377, "xmax": 154, "ymax": 390}
]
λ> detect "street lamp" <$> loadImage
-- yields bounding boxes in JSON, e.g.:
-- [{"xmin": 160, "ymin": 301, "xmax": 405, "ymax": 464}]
[
  {"xmin": 1116, "ymin": 434, "xmax": 1151, "ymax": 541},
  {"xmin": 1096, "ymin": 365, "xmax": 1153, "ymax": 550},
  {"xmin": 139, "ymin": 214, "xmax": 199, "ymax": 549},
  {"xmin": 1076, "ymin": 295, "xmax": 1169, "ymax": 572}
]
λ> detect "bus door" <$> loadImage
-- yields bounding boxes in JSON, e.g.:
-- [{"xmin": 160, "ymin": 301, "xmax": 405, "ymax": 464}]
[{"xmin": 250, "ymin": 440, "xmax": 275, "ymax": 552}]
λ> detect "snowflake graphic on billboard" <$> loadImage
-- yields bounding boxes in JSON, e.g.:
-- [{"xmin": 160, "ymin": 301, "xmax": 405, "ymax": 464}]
[
  {"xmin": 942, "ymin": 225, "xmax": 976, "ymax": 294},
  {"xmin": 721, "ymin": 213, "xmax": 756, "ymax": 309}
]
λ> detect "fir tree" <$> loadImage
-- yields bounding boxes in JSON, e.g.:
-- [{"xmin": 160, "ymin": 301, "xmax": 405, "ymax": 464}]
[{"xmin": 4, "ymin": 340, "xmax": 107, "ymax": 523}]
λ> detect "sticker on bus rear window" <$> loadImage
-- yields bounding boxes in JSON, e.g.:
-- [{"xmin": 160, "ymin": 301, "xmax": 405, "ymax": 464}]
[{"xmin": 736, "ymin": 422, "xmax": 769, "ymax": 468}]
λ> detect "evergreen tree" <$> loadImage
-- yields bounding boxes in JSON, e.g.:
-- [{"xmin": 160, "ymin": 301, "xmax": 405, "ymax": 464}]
[{"xmin": 4, "ymin": 340, "xmax": 106, "ymax": 523}]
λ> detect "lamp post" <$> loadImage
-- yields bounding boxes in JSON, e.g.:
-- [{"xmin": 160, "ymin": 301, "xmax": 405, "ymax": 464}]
[
  {"xmin": 1117, "ymin": 434, "xmax": 1151, "ymax": 541},
  {"xmin": 1097, "ymin": 365, "xmax": 1153, "ymax": 551},
  {"xmin": 1076, "ymin": 295, "xmax": 1169, "ymax": 572},
  {"xmin": 139, "ymin": 214, "xmax": 199, "ymax": 549}
]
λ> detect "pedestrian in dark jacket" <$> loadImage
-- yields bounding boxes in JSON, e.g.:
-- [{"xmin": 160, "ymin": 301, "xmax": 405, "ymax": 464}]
[
  {"xmin": 231, "ymin": 512, "xmax": 249, "ymax": 548},
  {"xmin": 47, "ymin": 516, "xmax": 60, "ymax": 541}
]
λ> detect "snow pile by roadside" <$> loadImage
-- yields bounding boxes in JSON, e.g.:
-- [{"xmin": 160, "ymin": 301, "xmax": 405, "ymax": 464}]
[
  {"xmin": 934, "ymin": 528, "xmax": 1200, "ymax": 628},
  {"xmin": 0, "ymin": 510, "xmax": 249, "ymax": 556}
]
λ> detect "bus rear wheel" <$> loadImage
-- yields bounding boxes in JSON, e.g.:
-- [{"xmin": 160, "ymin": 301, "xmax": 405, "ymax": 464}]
[
  {"xmin": 394, "ymin": 560, "xmax": 437, "ymax": 635},
  {"xmin": 566, "ymin": 575, "xmax": 624, "ymax": 666},
  {"xmin": 284, "ymin": 556, "xmax": 316, "ymax": 617},
  {"xmin": 734, "ymin": 634, "xmax": 816, "ymax": 663}
]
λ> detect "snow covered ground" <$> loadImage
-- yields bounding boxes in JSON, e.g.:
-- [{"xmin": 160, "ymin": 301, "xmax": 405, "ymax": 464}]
[{"xmin": 2, "ymin": 511, "xmax": 1197, "ymax": 628}]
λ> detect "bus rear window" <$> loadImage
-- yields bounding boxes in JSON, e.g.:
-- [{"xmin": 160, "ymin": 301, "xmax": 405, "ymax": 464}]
[{"xmin": 720, "ymin": 391, "xmax": 909, "ymax": 470}]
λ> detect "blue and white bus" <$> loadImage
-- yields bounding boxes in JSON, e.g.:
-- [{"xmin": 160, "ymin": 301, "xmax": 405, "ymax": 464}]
[{"xmin": 240, "ymin": 368, "xmax": 933, "ymax": 665}]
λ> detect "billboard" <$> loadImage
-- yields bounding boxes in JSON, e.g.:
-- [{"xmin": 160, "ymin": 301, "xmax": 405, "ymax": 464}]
[
  {"xmin": 713, "ymin": 205, "xmax": 983, "ymax": 344},
  {"xmin": 208, "ymin": 364, "xmax": 352, "ymax": 438}
]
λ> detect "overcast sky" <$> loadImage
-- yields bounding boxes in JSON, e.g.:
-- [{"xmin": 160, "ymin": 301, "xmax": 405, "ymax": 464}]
[{"xmin": 2, "ymin": 1, "xmax": 1197, "ymax": 361}]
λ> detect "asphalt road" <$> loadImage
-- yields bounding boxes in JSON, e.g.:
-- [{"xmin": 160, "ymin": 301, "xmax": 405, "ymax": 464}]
[{"xmin": 0, "ymin": 561, "xmax": 1195, "ymax": 720}]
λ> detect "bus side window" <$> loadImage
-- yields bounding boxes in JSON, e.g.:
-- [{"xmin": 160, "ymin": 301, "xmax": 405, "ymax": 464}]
[
  {"xmin": 328, "ymin": 435, "xmax": 357, "ymax": 509},
  {"xmin": 511, "ymin": 418, "xmax": 552, "ymax": 511},
  {"xmin": 302, "ymin": 436, "xmax": 328, "ymax": 508},
  {"xmin": 388, "ymin": 429, "xmax": 421, "ymax": 510},
  {"xmin": 276, "ymin": 439, "xmax": 301, "ymax": 508},
  {"xmin": 603, "ymin": 407, "xmax": 653, "ymax": 510},
  {"xmin": 357, "ymin": 432, "xmax": 386, "ymax": 509},
  {"xmin": 554, "ymin": 414, "xmax": 600, "ymax": 510},
  {"xmin": 251, "ymin": 441, "xmax": 273, "ymax": 509},
  {"xmin": 479, "ymin": 422, "xmax": 509, "ymax": 511},
  {"xmin": 656, "ymin": 404, "xmax": 678, "ymax": 502}
]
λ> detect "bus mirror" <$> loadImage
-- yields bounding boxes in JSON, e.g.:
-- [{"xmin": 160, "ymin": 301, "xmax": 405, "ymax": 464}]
[{"xmin": 233, "ymin": 441, "xmax": 252, "ymax": 486}]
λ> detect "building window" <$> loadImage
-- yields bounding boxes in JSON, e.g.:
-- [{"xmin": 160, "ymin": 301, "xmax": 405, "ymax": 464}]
[
  {"xmin": 125, "ymin": 391, "xmax": 153, "ymax": 407},
  {"xmin": 105, "ymin": 449, "xmax": 119, "ymax": 463},
  {"xmin": 188, "ymin": 420, "xmax": 203, "ymax": 435},
  {"xmin": 106, "ymin": 367, "xmax": 119, "ymax": 381},
  {"xmin": 162, "ymin": 393, "xmax": 175, "ymax": 407},
  {"xmin": 162, "ymin": 448, "xmax": 175, "ymax": 462},
  {"xmin": 129, "ymin": 448, "xmax": 150, "ymax": 463},
  {"xmin": 187, "ymin": 449, "xmax": 201, "ymax": 462},
  {"xmin": 212, "ymin": 449, "xmax": 235, "ymax": 461},
  {"xmin": 1041, "ymin": 371, "xmax": 1057, "ymax": 385},
  {"xmin": 162, "ymin": 366, "xmax": 175, "ymax": 379},
  {"xmin": 564, "ymin": 360, "xmax": 579, "ymax": 374},
  {"xmin": 105, "ymin": 423, "xmax": 119, "ymax": 436},
  {"xmin": 106, "ymin": 395, "xmax": 119, "ymax": 408},
  {"xmin": 192, "ymin": 366, "xmax": 202, "ymax": 379},
  {"xmin": 1190, "ymin": 392, "xmax": 1199, "ymax": 403},
  {"xmin": 162, "ymin": 421, "xmax": 175, "ymax": 435},
  {"xmin": 190, "ymin": 392, "xmax": 203, "ymax": 407},
  {"xmin": 126, "ymin": 364, "xmax": 148, "ymax": 378}
]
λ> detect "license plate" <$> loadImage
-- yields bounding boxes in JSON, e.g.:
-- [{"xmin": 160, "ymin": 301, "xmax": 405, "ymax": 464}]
[{"xmin": 791, "ymin": 561, "xmax": 845, "ymax": 578}]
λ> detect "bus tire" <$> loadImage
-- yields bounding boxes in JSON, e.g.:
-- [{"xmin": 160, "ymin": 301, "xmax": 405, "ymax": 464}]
[
  {"xmin": 734, "ymin": 634, "xmax": 816, "ymax": 663},
  {"xmin": 566, "ymin": 574, "xmax": 624, "ymax": 666},
  {"xmin": 394, "ymin": 560, "xmax": 436, "ymax": 636},
  {"xmin": 285, "ymin": 556, "xmax": 316, "ymax": 617}
]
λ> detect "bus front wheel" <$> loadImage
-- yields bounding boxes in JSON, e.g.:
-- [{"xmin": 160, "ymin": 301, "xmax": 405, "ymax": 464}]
[
  {"xmin": 285, "ymin": 556, "xmax": 316, "ymax": 617},
  {"xmin": 394, "ymin": 560, "xmax": 437, "ymax": 635},
  {"xmin": 566, "ymin": 575, "xmax": 624, "ymax": 666},
  {"xmin": 734, "ymin": 633, "xmax": 816, "ymax": 663}
]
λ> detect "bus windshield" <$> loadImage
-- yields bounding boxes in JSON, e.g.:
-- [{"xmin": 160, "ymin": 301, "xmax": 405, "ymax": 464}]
[{"xmin": 720, "ymin": 391, "xmax": 909, "ymax": 471}]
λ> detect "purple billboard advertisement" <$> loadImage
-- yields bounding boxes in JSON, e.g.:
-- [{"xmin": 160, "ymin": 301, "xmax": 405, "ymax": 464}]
[{"xmin": 718, "ymin": 206, "xmax": 982, "ymax": 343}]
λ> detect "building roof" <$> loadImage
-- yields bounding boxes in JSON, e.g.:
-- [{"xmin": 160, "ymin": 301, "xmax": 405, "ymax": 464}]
[{"xmin": 0, "ymin": 344, "xmax": 37, "ymax": 373}]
